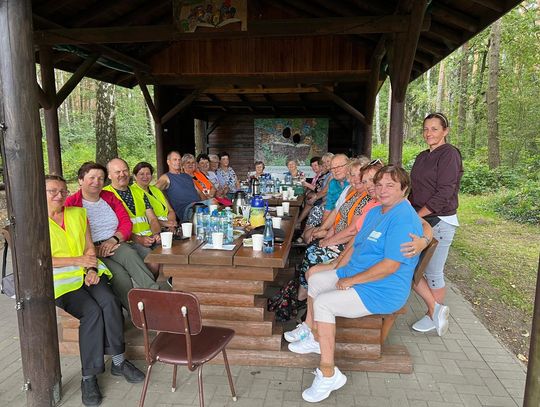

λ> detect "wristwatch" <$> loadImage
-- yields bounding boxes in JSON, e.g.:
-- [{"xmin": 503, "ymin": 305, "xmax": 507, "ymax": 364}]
[{"xmin": 111, "ymin": 235, "xmax": 120, "ymax": 244}]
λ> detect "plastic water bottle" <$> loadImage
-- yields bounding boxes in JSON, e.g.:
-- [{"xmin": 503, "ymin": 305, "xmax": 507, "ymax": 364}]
[
  {"xmin": 224, "ymin": 208, "xmax": 234, "ymax": 244},
  {"xmin": 263, "ymin": 216, "xmax": 274, "ymax": 254},
  {"xmin": 275, "ymin": 178, "xmax": 281, "ymax": 193},
  {"xmin": 196, "ymin": 208, "xmax": 205, "ymax": 240},
  {"xmin": 207, "ymin": 209, "xmax": 219, "ymax": 244},
  {"xmin": 202, "ymin": 208, "xmax": 210, "ymax": 241}
]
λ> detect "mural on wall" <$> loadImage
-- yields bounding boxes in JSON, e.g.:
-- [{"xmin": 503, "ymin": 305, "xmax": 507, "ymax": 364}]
[
  {"xmin": 174, "ymin": 0, "xmax": 247, "ymax": 32},
  {"xmin": 254, "ymin": 118, "xmax": 329, "ymax": 166}
]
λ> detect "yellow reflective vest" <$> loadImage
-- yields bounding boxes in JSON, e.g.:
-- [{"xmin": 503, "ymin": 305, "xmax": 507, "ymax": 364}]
[
  {"xmin": 132, "ymin": 184, "xmax": 169, "ymax": 221},
  {"xmin": 104, "ymin": 185, "xmax": 152, "ymax": 236},
  {"xmin": 48, "ymin": 206, "xmax": 112, "ymax": 299}
]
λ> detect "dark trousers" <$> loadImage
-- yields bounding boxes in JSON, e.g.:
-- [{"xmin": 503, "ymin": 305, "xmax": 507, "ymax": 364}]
[{"xmin": 56, "ymin": 278, "xmax": 125, "ymax": 376}]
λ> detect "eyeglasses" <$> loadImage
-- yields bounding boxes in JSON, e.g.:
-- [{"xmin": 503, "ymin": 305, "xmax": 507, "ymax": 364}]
[
  {"xmin": 46, "ymin": 189, "xmax": 69, "ymax": 197},
  {"xmin": 330, "ymin": 163, "xmax": 348, "ymax": 171}
]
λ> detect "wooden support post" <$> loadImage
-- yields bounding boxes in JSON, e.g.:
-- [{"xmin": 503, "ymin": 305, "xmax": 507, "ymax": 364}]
[
  {"xmin": 388, "ymin": 96, "xmax": 405, "ymax": 165},
  {"xmin": 36, "ymin": 83, "xmax": 52, "ymax": 109},
  {"xmin": 524, "ymin": 256, "xmax": 540, "ymax": 407},
  {"xmin": 56, "ymin": 53, "xmax": 99, "ymax": 106},
  {"xmin": 364, "ymin": 123, "xmax": 373, "ymax": 158},
  {"xmin": 0, "ymin": 1, "xmax": 62, "ymax": 405},
  {"xmin": 39, "ymin": 45, "xmax": 63, "ymax": 176},
  {"xmin": 194, "ymin": 119, "xmax": 206, "ymax": 156}
]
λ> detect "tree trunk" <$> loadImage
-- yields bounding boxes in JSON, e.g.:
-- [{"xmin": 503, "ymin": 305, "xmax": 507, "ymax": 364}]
[
  {"xmin": 436, "ymin": 61, "xmax": 445, "ymax": 112},
  {"xmin": 470, "ymin": 42, "xmax": 489, "ymax": 155},
  {"xmin": 386, "ymin": 82, "xmax": 391, "ymax": 145},
  {"xmin": 145, "ymin": 103, "xmax": 155, "ymax": 137},
  {"xmin": 487, "ymin": 19, "xmax": 502, "ymax": 169},
  {"xmin": 456, "ymin": 42, "xmax": 470, "ymax": 148},
  {"xmin": 375, "ymin": 93, "xmax": 381, "ymax": 144},
  {"xmin": 95, "ymin": 81, "xmax": 118, "ymax": 166},
  {"xmin": 426, "ymin": 68, "xmax": 432, "ymax": 111}
]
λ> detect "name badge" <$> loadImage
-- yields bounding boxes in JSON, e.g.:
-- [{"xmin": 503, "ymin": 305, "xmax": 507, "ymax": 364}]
[{"xmin": 368, "ymin": 230, "xmax": 382, "ymax": 242}]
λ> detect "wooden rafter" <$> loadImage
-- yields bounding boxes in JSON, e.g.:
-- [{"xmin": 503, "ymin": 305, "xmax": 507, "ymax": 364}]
[
  {"xmin": 315, "ymin": 85, "xmax": 366, "ymax": 124},
  {"xmin": 202, "ymin": 86, "xmax": 328, "ymax": 95},
  {"xmin": 33, "ymin": 16, "xmax": 431, "ymax": 45},
  {"xmin": 471, "ymin": 0, "xmax": 504, "ymax": 12},
  {"xmin": 36, "ymin": 83, "xmax": 52, "ymax": 109},
  {"xmin": 430, "ymin": 4, "xmax": 479, "ymax": 32}
]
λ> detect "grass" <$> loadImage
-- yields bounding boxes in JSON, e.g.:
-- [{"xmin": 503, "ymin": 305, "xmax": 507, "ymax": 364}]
[{"xmin": 449, "ymin": 193, "xmax": 540, "ymax": 316}]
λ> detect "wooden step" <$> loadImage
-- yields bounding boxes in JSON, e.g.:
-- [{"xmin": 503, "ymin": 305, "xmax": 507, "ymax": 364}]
[
  {"xmin": 173, "ymin": 277, "xmax": 265, "ymax": 295},
  {"xmin": 164, "ymin": 264, "xmax": 277, "ymax": 282},
  {"xmin": 200, "ymin": 298, "xmax": 269, "ymax": 321},
  {"xmin": 335, "ymin": 327, "xmax": 381, "ymax": 344},
  {"xmin": 203, "ymin": 318, "xmax": 274, "ymax": 336},
  {"xmin": 191, "ymin": 291, "xmax": 255, "ymax": 307},
  {"xmin": 336, "ymin": 315, "xmax": 383, "ymax": 329},
  {"xmin": 334, "ymin": 342, "xmax": 380, "ymax": 360}
]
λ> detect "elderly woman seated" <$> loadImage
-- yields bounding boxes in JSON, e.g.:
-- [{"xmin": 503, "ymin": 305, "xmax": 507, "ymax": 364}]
[
  {"xmin": 295, "ymin": 159, "xmax": 381, "ymax": 302},
  {"xmin": 285, "ymin": 166, "xmax": 426, "ymax": 403},
  {"xmin": 250, "ymin": 160, "xmax": 270, "ymax": 180},
  {"xmin": 46, "ymin": 175, "xmax": 145, "ymax": 406}
]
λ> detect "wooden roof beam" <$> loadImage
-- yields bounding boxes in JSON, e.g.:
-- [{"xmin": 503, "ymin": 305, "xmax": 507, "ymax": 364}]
[
  {"xmin": 134, "ymin": 71, "xmax": 161, "ymax": 125},
  {"xmin": 202, "ymin": 86, "xmax": 326, "ymax": 94},
  {"xmin": 33, "ymin": 14, "xmax": 151, "ymax": 73},
  {"xmin": 108, "ymin": 0, "xmax": 171, "ymax": 26},
  {"xmin": 314, "ymin": 85, "xmax": 366, "ymax": 124},
  {"xmin": 161, "ymin": 89, "xmax": 201, "ymax": 125},
  {"xmin": 417, "ymin": 37, "xmax": 448, "ymax": 59},
  {"xmin": 207, "ymin": 94, "xmax": 228, "ymax": 112},
  {"xmin": 429, "ymin": 23, "xmax": 464, "ymax": 47},
  {"xmin": 34, "ymin": 16, "xmax": 431, "ymax": 45},
  {"xmin": 311, "ymin": 0, "xmax": 359, "ymax": 16},
  {"xmin": 430, "ymin": 4, "xmax": 479, "ymax": 32},
  {"xmin": 348, "ymin": 1, "xmax": 391, "ymax": 14}
]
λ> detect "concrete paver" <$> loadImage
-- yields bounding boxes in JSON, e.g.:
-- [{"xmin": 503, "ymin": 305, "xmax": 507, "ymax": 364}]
[{"xmin": 0, "ymin": 272, "xmax": 527, "ymax": 406}]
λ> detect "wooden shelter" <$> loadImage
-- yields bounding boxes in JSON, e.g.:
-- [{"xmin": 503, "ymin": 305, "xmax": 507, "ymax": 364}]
[{"xmin": 2, "ymin": 0, "xmax": 537, "ymax": 405}]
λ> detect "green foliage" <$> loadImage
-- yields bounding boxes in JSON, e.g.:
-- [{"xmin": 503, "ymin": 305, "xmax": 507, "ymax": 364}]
[
  {"xmin": 491, "ymin": 182, "xmax": 540, "ymax": 224},
  {"xmin": 371, "ymin": 142, "xmax": 425, "ymax": 171},
  {"xmin": 460, "ymin": 161, "xmax": 522, "ymax": 195}
]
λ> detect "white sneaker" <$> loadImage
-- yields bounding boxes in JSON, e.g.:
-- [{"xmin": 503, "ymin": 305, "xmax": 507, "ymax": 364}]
[
  {"xmin": 302, "ymin": 367, "xmax": 347, "ymax": 403},
  {"xmin": 288, "ymin": 332, "xmax": 320, "ymax": 354},
  {"xmin": 433, "ymin": 303, "xmax": 450, "ymax": 336},
  {"xmin": 412, "ymin": 315, "xmax": 436, "ymax": 332},
  {"xmin": 284, "ymin": 322, "xmax": 311, "ymax": 343}
]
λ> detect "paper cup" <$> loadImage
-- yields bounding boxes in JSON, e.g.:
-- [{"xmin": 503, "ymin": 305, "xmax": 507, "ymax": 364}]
[
  {"xmin": 212, "ymin": 232, "xmax": 224, "ymax": 249},
  {"xmin": 160, "ymin": 232, "xmax": 173, "ymax": 249},
  {"xmin": 271, "ymin": 217, "xmax": 282, "ymax": 229},
  {"xmin": 181, "ymin": 222, "xmax": 193, "ymax": 237},
  {"xmin": 282, "ymin": 201, "xmax": 290, "ymax": 215},
  {"xmin": 209, "ymin": 204, "xmax": 218, "ymax": 213},
  {"xmin": 281, "ymin": 190, "xmax": 288, "ymax": 200},
  {"xmin": 276, "ymin": 206, "xmax": 284, "ymax": 217},
  {"xmin": 252, "ymin": 234, "xmax": 264, "ymax": 251}
]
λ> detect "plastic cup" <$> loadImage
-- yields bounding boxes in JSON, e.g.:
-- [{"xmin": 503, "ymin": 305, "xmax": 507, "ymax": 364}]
[
  {"xmin": 271, "ymin": 217, "xmax": 282, "ymax": 229},
  {"xmin": 181, "ymin": 222, "xmax": 193, "ymax": 237},
  {"xmin": 288, "ymin": 187, "xmax": 295, "ymax": 199},
  {"xmin": 212, "ymin": 232, "xmax": 224, "ymax": 249},
  {"xmin": 160, "ymin": 232, "xmax": 173, "ymax": 249},
  {"xmin": 252, "ymin": 234, "xmax": 264, "ymax": 251},
  {"xmin": 276, "ymin": 206, "xmax": 284, "ymax": 217},
  {"xmin": 281, "ymin": 190, "xmax": 288, "ymax": 200},
  {"xmin": 209, "ymin": 204, "xmax": 218, "ymax": 213},
  {"xmin": 282, "ymin": 201, "xmax": 290, "ymax": 215}
]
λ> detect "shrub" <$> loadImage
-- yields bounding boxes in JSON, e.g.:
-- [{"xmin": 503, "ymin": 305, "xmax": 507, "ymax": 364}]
[
  {"xmin": 491, "ymin": 182, "xmax": 540, "ymax": 224},
  {"xmin": 460, "ymin": 162, "xmax": 500, "ymax": 195}
]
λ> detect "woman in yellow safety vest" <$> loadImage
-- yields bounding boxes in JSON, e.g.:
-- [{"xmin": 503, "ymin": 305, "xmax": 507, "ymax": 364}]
[
  {"xmin": 132, "ymin": 161, "xmax": 177, "ymax": 230},
  {"xmin": 46, "ymin": 175, "xmax": 145, "ymax": 406}
]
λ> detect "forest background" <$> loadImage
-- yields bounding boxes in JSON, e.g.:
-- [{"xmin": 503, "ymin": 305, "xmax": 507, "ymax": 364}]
[{"xmin": 23, "ymin": 1, "xmax": 540, "ymax": 359}]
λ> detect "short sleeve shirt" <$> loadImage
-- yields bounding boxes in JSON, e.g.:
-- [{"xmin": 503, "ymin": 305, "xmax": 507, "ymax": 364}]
[
  {"xmin": 325, "ymin": 179, "xmax": 349, "ymax": 211},
  {"xmin": 336, "ymin": 200, "xmax": 423, "ymax": 314}
]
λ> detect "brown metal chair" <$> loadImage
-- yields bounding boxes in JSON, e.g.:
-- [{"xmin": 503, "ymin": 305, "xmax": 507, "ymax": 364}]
[{"xmin": 128, "ymin": 288, "xmax": 237, "ymax": 407}]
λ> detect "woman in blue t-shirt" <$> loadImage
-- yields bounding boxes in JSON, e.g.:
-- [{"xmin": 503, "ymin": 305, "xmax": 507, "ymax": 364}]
[{"xmin": 288, "ymin": 166, "xmax": 424, "ymax": 403}]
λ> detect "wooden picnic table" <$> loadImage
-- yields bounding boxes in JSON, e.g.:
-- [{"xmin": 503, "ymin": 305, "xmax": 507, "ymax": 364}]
[{"xmin": 143, "ymin": 205, "xmax": 413, "ymax": 373}]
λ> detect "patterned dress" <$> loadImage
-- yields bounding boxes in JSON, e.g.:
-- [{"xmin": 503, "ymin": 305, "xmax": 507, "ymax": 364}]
[{"xmin": 299, "ymin": 191, "xmax": 371, "ymax": 288}]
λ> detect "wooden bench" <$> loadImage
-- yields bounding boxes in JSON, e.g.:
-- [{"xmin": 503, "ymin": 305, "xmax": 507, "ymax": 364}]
[{"xmin": 58, "ymin": 239, "xmax": 438, "ymax": 374}]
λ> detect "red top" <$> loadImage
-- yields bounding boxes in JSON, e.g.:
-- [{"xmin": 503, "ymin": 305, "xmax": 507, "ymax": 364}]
[{"xmin": 65, "ymin": 189, "xmax": 132, "ymax": 241}]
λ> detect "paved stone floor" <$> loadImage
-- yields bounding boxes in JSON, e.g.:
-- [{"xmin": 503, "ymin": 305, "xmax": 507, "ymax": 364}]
[{"xmin": 0, "ymin": 275, "xmax": 527, "ymax": 406}]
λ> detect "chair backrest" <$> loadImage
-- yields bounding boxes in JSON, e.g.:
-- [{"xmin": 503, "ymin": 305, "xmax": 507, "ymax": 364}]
[
  {"xmin": 128, "ymin": 288, "xmax": 203, "ymax": 335},
  {"xmin": 413, "ymin": 238, "xmax": 439, "ymax": 286}
]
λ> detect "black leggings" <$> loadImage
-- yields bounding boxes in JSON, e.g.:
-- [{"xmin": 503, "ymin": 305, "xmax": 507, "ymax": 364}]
[{"xmin": 56, "ymin": 278, "xmax": 125, "ymax": 376}]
